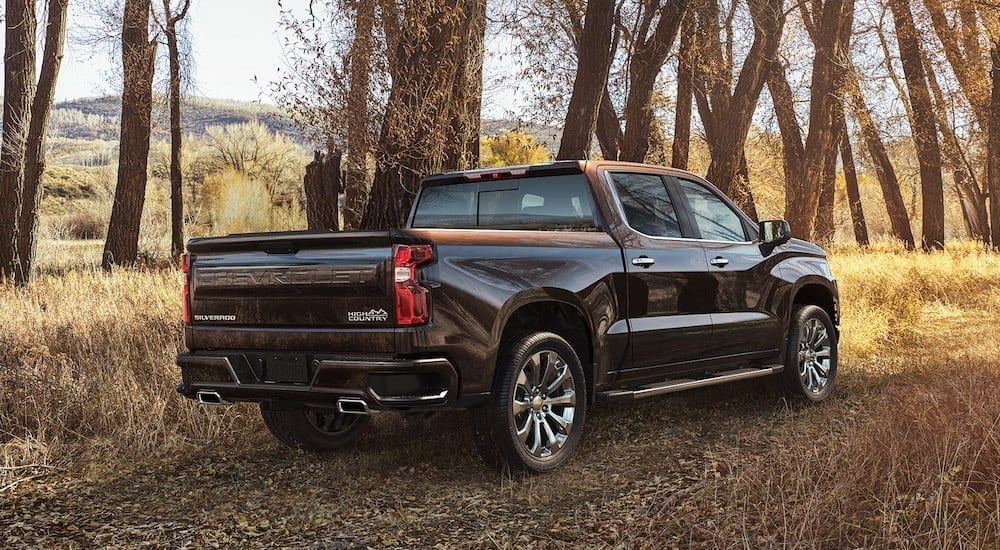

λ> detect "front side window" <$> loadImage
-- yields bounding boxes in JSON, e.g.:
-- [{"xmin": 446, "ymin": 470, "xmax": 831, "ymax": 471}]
[
  {"xmin": 608, "ymin": 172, "xmax": 682, "ymax": 238},
  {"xmin": 677, "ymin": 179, "xmax": 747, "ymax": 242}
]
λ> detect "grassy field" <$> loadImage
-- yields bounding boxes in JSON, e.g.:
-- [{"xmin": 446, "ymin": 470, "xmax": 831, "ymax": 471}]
[{"xmin": 1, "ymin": 242, "xmax": 998, "ymax": 547}]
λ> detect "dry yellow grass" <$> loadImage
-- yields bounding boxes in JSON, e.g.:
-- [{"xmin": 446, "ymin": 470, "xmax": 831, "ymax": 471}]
[{"xmin": 1, "ymin": 241, "xmax": 998, "ymax": 546}]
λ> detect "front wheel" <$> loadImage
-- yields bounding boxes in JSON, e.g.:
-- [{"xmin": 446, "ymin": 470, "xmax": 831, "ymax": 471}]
[
  {"xmin": 782, "ymin": 305, "xmax": 838, "ymax": 402},
  {"xmin": 260, "ymin": 404, "xmax": 369, "ymax": 451},
  {"xmin": 471, "ymin": 332, "xmax": 587, "ymax": 474}
]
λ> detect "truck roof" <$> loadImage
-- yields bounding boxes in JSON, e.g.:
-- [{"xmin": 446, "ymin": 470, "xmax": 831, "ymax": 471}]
[{"xmin": 421, "ymin": 160, "xmax": 705, "ymax": 186}]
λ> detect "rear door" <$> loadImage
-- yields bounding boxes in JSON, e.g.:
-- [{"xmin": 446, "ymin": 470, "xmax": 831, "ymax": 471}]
[
  {"xmin": 604, "ymin": 171, "xmax": 716, "ymax": 382},
  {"xmin": 670, "ymin": 176, "xmax": 783, "ymax": 358}
]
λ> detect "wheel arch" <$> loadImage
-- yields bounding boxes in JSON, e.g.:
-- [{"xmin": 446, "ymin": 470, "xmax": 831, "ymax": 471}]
[
  {"xmin": 791, "ymin": 280, "xmax": 839, "ymax": 334},
  {"xmin": 492, "ymin": 291, "xmax": 597, "ymax": 404}
]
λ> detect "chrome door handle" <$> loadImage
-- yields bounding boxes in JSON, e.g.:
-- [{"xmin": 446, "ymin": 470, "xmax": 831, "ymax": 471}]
[
  {"xmin": 709, "ymin": 256, "xmax": 730, "ymax": 267},
  {"xmin": 631, "ymin": 256, "xmax": 656, "ymax": 268}
]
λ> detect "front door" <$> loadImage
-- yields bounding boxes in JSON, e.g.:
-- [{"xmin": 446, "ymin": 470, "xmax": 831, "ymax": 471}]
[
  {"xmin": 671, "ymin": 177, "xmax": 784, "ymax": 360},
  {"xmin": 605, "ymin": 171, "xmax": 716, "ymax": 382}
]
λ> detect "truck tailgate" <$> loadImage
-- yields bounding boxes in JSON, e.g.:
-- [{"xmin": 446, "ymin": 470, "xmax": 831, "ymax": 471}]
[{"xmin": 187, "ymin": 231, "xmax": 395, "ymax": 329}]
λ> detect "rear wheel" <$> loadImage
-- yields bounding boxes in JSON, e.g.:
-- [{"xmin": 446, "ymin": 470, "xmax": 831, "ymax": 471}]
[
  {"xmin": 472, "ymin": 332, "xmax": 587, "ymax": 473},
  {"xmin": 260, "ymin": 404, "xmax": 369, "ymax": 451},
  {"xmin": 782, "ymin": 305, "xmax": 838, "ymax": 402}
]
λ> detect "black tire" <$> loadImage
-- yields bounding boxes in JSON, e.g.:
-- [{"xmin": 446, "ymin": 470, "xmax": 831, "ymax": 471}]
[
  {"xmin": 471, "ymin": 332, "xmax": 587, "ymax": 474},
  {"xmin": 260, "ymin": 404, "xmax": 369, "ymax": 451},
  {"xmin": 782, "ymin": 305, "xmax": 838, "ymax": 402}
]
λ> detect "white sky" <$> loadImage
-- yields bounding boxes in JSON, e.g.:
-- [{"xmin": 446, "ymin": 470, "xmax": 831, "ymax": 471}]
[{"xmin": 55, "ymin": 0, "xmax": 312, "ymax": 103}]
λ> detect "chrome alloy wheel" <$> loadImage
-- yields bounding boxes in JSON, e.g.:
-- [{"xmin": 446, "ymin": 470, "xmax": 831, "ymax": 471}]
[
  {"xmin": 798, "ymin": 318, "xmax": 833, "ymax": 394},
  {"xmin": 512, "ymin": 350, "xmax": 577, "ymax": 460}
]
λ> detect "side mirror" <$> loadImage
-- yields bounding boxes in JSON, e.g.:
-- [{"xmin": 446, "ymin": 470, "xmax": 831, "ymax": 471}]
[{"xmin": 759, "ymin": 219, "xmax": 791, "ymax": 246}]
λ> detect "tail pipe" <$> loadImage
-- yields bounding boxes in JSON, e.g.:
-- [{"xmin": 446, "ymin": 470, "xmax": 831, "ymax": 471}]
[
  {"xmin": 336, "ymin": 397, "xmax": 371, "ymax": 415},
  {"xmin": 196, "ymin": 390, "xmax": 230, "ymax": 406}
]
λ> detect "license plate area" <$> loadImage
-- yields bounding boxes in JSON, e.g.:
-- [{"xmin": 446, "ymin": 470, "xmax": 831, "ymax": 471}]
[{"xmin": 261, "ymin": 353, "xmax": 309, "ymax": 384}]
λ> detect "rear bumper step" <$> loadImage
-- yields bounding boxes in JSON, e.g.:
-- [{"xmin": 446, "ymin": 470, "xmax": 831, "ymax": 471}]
[
  {"xmin": 176, "ymin": 352, "xmax": 458, "ymax": 411},
  {"xmin": 598, "ymin": 366, "xmax": 783, "ymax": 401}
]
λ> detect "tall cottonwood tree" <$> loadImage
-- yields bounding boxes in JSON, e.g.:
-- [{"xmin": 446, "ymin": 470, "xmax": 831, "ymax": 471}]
[
  {"xmin": 343, "ymin": 0, "xmax": 376, "ymax": 230},
  {"xmin": 0, "ymin": 0, "xmax": 36, "ymax": 280},
  {"xmin": 359, "ymin": 0, "xmax": 485, "ymax": 229},
  {"xmin": 844, "ymin": 66, "xmax": 915, "ymax": 249},
  {"xmin": 1, "ymin": 0, "xmax": 68, "ymax": 284},
  {"xmin": 695, "ymin": 0, "xmax": 785, "ymax": 219},
  {"xmin": 556, "ymin": 0, "xmax": 615, "ymax": 160},
  {"xmin": 770, "ymin": 0, "xmax": 855, "ymax": 240},
  {"xmin": 672, "ymin": 14, "xmax": 695, "ymax": 169},
  {"xmin": 156, "ymin": 0, "xmax": 191, "ymax": 259},
  {"xmin": 16, "ymin": 0, "xmax": 69, "ymax": 281},
  {"xmin": 888, "ymin": 0, "xmax": 945, "ymax": 250},
  {"xmin": 103, "ymin": 0, "xmax": 158, "ymax": 269}
]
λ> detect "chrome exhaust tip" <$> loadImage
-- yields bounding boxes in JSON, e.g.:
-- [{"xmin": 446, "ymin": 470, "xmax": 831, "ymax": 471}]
[
  {"xmin": 336, "ymin": 397, "xmax": 370, "ymax": 415},
  {"xmin": 196, "ymin": 390, "xmax": 229, "ymax": 406}
]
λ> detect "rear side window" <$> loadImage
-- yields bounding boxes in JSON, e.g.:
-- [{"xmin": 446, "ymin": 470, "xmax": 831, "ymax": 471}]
[
  {"xmin": 608, "ymin": 172, "xmax": 682, "ymax": 238},
  {"xmin": 676, "ymin": 179, "xmax": 747, "ymax": 242},
  {"xmin": 411, "ymin": 174, "xmax": 597, "ymax": 230}
]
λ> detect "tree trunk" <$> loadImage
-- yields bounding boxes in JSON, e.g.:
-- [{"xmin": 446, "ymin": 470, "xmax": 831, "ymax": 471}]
[
  {"xmin": 925, "ymin": 45, "xmax": 989, "ymax": 242},
  {"xmin": 838, "ymin": 109, "xmax": 869, "ymax": 246},
  {"xmin": 445, "ymin": 0, "xmax": 486, "ymax": 169},
  {"xmin": 360, "ymin": 1, "xmax": 474, "ymax": 229},
  {"xmin": 845, "ymin": 68, "xmax": 915, "ymax": 249},
  {"xmin": 767, "ymin": 61, "xmax": 806, "ymax": 199},
  {"xmin": 888, "ymin": 0, "xmax": 946, "ymax": 250},
  {"xmin": 0, "ymin": 0, "xmax": 36, "ymax": 280},
  {"xmin": 596, "ymin": 86, "xmax": 622, "ymax": 160},
  {"xmin": 343, "ymin": 0, "xmax": 375, "ymax": 230},
  {"xmin": 671, "ymin": 14, "xmax": 695, "ymax": 170},
  {"xmin": 163, "ymin": 0, "xmax": 191, "ymax": 259},
  {"xmin": 990, "ymin": 45, "xmax": 1000, "ymax": 249},
  {"xmin": 782, "ymin": 0, "xmax": 854, "ymax": 240},
  {"xmin": 556, "ymin": 0, "xmax": 614, "ymax": 160},
  {"xmin": 699, "ymin": 0, "xmax": 784, "ymax": 216},
  {"xmin": 813, "ymin": 112, "xmax": 840, "ymax": 244},
  {"xmin": 304, "ymin": 150, "xmax": 341, "ymax": 230},
  {"xmin": 103, "ymin": 0, "xmax": 157, "ymax": 270},
  {"xmin": 620, "ymin": 0, "xmax": 689, "ymax": 163},
  {"xmin": 14, "ymin": 0, "xmax": 66, "ymax": 284},
  {"xmin": 922, "ymin": 0, "xmax": 989, "ymax": 132}
]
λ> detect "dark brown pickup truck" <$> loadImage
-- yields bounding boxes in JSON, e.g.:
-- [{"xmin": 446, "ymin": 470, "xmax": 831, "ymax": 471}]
[{"xmin": 177, "ymin": 161, "xmax": 839, "ymax": 473}]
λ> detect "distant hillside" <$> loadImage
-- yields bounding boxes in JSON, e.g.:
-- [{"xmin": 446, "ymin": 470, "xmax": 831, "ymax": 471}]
[
  {"xmin": 46, "ymin": 95, "xmax": 561, "ymax": 152},
  {"xmin": 50, "ymin": 95, "xmax": 304, "ymax": 142}
]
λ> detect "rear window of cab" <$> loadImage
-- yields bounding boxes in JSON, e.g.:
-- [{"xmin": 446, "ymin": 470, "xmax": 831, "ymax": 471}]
[{"xmin": 411, "ymin": 174, "xmax": 598, "ymax": 231}]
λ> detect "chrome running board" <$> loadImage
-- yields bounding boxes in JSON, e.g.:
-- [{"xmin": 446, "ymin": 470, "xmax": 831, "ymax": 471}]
[{"xmin": 599, "ymin": 366, "xmax": 783, "ymax": 401}]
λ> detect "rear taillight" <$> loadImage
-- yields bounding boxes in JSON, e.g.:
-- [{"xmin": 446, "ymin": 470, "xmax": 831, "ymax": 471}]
[
  {"xmin": 393, "ymin": 244, "xmax": 434, "ymax": 326},
  {"xmin": 180, "ymin": 252, "xmax": 191, "ymax": 324}
]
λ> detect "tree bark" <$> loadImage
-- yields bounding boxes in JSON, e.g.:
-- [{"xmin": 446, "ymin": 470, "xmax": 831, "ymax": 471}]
[
  {"xmin": 556, "ymin": 0, "xmax": 614, "ymax": 160},
  {"xmin": 698, "ymin": 0, "xmax": 784, "ymax": 218},
  {"xmin": 304, "ymin": 150, "xmax": 341, "ymax": 230},
  {"xmin": 343, "ymin": 0, "xmax": 375, "ymax": 230},
  {"xmin": 888, "ymin": 0, "xmax": 946, "ymax": 250},
  {"xmin": 103, "ymin": 0, "xmax": 157, "ymax": 269},
  {"xmin": 620, "ymin": 0, "xmax": 690, "ymax": 162},
  {"xmin": 925, "ymin": 45, "xmax": 989, "ymax": 242},
  {"xmin": 839, "ymin": 110, "xmax": 869, "ymax": 246},
  {"xmin": 0, "ymin": 0, "xmax": 36, "ymax": 280},
  {"xmin": 922, "ymin": 0, "xmax": 989, "ymax": 132},
  {"xmin": 596, "ymin": 86, "xmax": 622, "ymax": 160},
  {"xmin": 990, "ymin": 45, "xmax": 1000, "ymax": 249},
  {"xmin": 845, "ymin": 68, "xmax": 915, "ymax": 249},
  {"xmin": 813, "ymin": 109, "xmax": 841, "ymax": 244},
  {"xmin": 445, "ymin": 0, "xmax": 486, "ymax": 169},
  {"xmin": 360, "ymin": 1, "xmax": 475, "ymax": 229},
  {"xmin": 671, "ymin": 14, "xmax": 695, "ymax": 170},
  {"xmin": 782, "ymin": 0, "xmax": 854, "ymax": 240},
  {"xmin": 15, "ymin": 0, "xmax": 68, "ymax": 283},
  {"xmin": 163, "ymin": 0, "xmax": 190, "ymax": 259}
]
